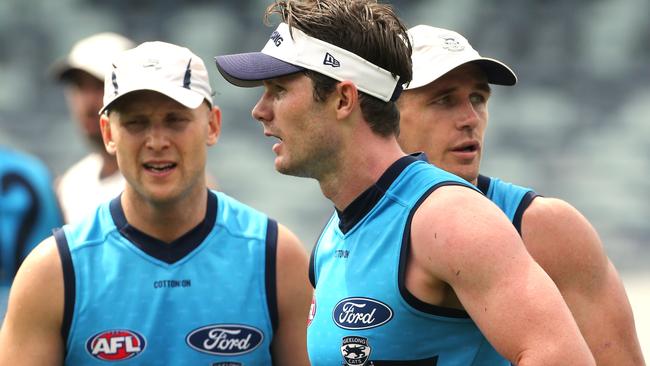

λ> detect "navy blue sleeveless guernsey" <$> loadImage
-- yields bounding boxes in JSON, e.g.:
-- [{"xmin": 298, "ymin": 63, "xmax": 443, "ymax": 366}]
[
  {"xmin": 55, "ymin": 190, "xmax": 278, "ymax": 365},
  {"xmin": 307, "ymin": 155, "xmax": 510, "ymax": 366},
  {"xmin": 476, "ymin": 175, "xmax": 539, "ymax": 234}
]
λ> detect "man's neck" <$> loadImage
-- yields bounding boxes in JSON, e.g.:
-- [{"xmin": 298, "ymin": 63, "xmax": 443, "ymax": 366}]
[
  {"xmin": 99, "ymin": 153, "xmax": 120, "ymax": 180},
  {"xmin": 121, "ymin": 185, "xmax": 208, "ymax": 243},
  {"xmin": 319, "ymin": 137, "xmax": 405, "ymax": 211}
]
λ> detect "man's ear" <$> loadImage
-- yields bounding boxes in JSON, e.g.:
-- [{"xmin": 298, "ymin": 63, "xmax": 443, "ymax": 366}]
[
  {"xmin": 99, "ymin": 114, "xmax": 117, "ymax": 155},
  {"xmin": 335, "ymin": 80, "xmax": 358, "ymax": 120},
  {"xmin": 207, "ymin": 106, "xmax": 222, "ymax": 146}
]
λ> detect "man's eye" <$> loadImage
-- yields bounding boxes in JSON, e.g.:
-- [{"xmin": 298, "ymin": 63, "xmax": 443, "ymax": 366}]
[
  {"xmin": 432, "ymin": 96, "xmax": 451, "ymax": 105},
  {"xmin": 470, "ymin": 94, "xmax": 486, "ymax": 104},
  {"xmin": 167, "ymin": 116, "xmax": 190, "ymax": 124}
]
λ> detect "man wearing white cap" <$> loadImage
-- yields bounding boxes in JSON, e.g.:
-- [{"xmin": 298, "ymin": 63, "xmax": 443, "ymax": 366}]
[
  {"xmin": 52, "ymin": 33, "xmax": 135, "ymax": 224},
  {"xmin": 214, "ymin": 1, "xmax": 594, "ymax": 365},
  {"xmin": 0, "ymin": 41, "xmax": 311, "ymax": 365},
  {"xmin": 398, "ymin": 25, "xmax": 645, "ymax": 365}
]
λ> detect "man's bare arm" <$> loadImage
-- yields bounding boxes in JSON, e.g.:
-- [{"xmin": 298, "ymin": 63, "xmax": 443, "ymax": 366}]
[
  {"xmin": 410, "ymin": 186, "xmax": 595, "ymax": 365},
  {"xmin": 0, "ymin": 237, "xmax": 65, "ymax": 365},
  {"xmin": 522, "ymin": 197, "xmax": 645, "ymax": 365}
]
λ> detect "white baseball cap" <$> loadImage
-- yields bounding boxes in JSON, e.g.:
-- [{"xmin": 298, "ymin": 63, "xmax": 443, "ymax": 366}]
[
  {"xmin": 52, "ymin": 32, "xmax": 135, "ymax": 81},
  {"xmin": 407, "ymin": 25, "xmax": 517, "ymax": 90},
  {"xmin": 215, "ymin": 23, "xmax": 402, "ymax": 102},
  {"xmin": 99, "ymin": 41, "xmax": 213, "ymax": 115}
]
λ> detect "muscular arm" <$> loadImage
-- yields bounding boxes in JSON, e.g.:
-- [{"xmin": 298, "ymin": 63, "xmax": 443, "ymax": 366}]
[
  {"xmin": 521, "ymin": 198, "xmax": 645, "ymax": 365},
  {"xmin": 270, "ymin": 224, "xmax": 312, "ymax": 366},
  {"xmin": 0, "ymin": 237, "xmax": 65, "ymax": 365},
  {"xmin": 410, "ymin": 186, "xmax": 594, "ymax": 365}
]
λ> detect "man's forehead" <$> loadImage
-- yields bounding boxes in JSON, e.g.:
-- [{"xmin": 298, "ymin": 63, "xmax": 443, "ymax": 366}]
[
  {"xmin": 110, "ymin": 91, "xmax": 190, "ymax": 114},
  {"xmin": 263, "ymin": 72, "xmax": 306, "ymax": 85}
]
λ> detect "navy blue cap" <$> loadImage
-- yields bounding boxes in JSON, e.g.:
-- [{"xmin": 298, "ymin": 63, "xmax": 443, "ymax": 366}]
[{"xmin": 215, "ymin": 52, "xmax": 305, "ymax": 87}]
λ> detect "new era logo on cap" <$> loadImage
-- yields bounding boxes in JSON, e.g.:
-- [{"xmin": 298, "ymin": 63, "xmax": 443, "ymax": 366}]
[{"xmin": 323, "ymin": 52, "xmax": 340, "ymax": 67}]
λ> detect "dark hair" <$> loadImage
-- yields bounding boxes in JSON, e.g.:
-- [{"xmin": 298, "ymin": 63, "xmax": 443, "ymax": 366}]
[{"xmin": 265, "ymin": 0, "xmax": 412, "ymax": 137}]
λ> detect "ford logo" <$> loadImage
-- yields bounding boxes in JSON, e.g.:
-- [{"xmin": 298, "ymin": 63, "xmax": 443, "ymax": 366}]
[
  {"xmin": 333, "ymin": 297, "xmax": 393, "ymax": 330},
  {"xmin": 186, "ymin": 324, "xmax": 264, "ymax": 356}
]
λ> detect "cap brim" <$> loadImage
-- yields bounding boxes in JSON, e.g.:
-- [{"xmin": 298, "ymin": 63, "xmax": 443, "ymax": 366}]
[
  {"xmin": 472, "ymin": 58, "xmax": 517, "ymax": 86},
  {"xmin": 215, "ymin": 52, "xmax": 305, "ymax": 87},
  {"xmin": 49, "ymin": 58, "xmax": 106, "ymax": 82},
  {"xmin": 99, "ymin": 86, "xmax": 205, "ymax": 115},
  {"xmin": 408, "ymin": 56, "xmax": 517, "ymax": 90}
]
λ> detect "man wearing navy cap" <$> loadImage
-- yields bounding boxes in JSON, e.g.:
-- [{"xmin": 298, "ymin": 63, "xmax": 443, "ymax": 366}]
[{"xmin": 214, "ymin": 0, "xmax": 595, "ymax": 364}]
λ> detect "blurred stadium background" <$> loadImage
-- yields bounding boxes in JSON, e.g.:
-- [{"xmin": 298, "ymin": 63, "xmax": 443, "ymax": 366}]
[{"xmin": 0, "ymin": 0, "xmax": 647, "ymax": 357}]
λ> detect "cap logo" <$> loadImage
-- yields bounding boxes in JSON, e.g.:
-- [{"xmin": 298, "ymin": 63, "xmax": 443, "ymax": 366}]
[
  {"xmin": 183, "ymin": 59, "xmax": 192, "ymax": 89},
  {"xmin": 323, "ymin": 53, "xmax": 340, "ymax": 68},
  {"xmin": 270, "ymin": 31, "xmax": 284, "ymax": 47},
  {"xmin": 440, "ymin": 36, "xmax": 464, "ymax": 52},
  {"xmin": 142, "ymin": 58, "xmax": 161, "ymax": 70},
  {"xmin": 111, "ymin": 68, "xmax": 119, "ymax": 96}
]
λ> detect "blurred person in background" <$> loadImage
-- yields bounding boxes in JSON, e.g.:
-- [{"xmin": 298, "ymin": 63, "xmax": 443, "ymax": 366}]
[
  {"xmin": 51, "ymin": 32, "xmax": 134, "ymax": 224},
  {"xmin": 397, "ymin": 24, "xmax": 645, "ymax": 365},
  {"xmin": 215, "ymin": 0, "xmax": 595, "ymax": 364},
  {"xmin": 0, "ymin": 41, "xmax": 311, "ymax": 365},
  {"xmin": 0, "ymin": 146, "xmax": 62, "ymax": 321}
]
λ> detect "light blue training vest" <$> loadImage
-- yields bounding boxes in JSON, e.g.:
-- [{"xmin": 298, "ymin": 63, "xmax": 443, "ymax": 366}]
[
  {"xmin": 308, "ymin": 155, "xmax": 510, "ymax": 366},
  {"xmin": 56, "ymin": 190, "xmax": 278, "ymax": 365}
]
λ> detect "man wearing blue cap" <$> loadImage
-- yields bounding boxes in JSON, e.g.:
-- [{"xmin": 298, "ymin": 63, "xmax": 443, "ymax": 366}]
[
  {"xmin": 0, "ymin": 41, "xmax": 311, "ymax": 365},
  {"xmin": 214, "ymin": 0, "xmax": 595, "ymax": 364}
]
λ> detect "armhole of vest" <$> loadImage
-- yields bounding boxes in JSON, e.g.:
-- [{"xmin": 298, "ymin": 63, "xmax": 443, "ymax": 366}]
[
  {"xmin": 53, "ymin": 227, "xmax": 75, "ymax": 345},
  {"xmin": 512, "ymin": 191, "xmax": 539, "ymax": 235},
  {"xmin": 308, "ymin": 213, "xmax": 335, "ymax": 288},
  {"xmin": 476, "ymin": 174, "xmax": 491, "ymax": 196},
  {"xmin": 308, "ymin": 243, "xmax": 317, "ymax": 288},
  {"xmin": 398, "ymin": 182, "xmax": 471, "ymax": 319},
  {"xmin": 265, "ymin": 218, "xmax": 279, "ymax": 334}
]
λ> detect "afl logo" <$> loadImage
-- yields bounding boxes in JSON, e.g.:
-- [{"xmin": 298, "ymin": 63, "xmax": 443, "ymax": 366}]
[
  {"xmin": 333, "ymin": 297, "xmax": 393, "ymax": 330},
  {"xmin": 86, "ymin": 329, "xmax": 146, "ymax": 361},
  {"xmin": 186, "ymin": 324, "xmax": 264, "ymax": 356}
]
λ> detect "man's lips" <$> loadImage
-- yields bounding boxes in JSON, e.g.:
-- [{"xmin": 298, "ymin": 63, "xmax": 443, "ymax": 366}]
[
  {"xmin": 143, "ymin": 161, "xmax": 177, "ymax": 173},
  {"xmin": 451, "ymin": 141, "xmax": 480, "ymax": 153}
]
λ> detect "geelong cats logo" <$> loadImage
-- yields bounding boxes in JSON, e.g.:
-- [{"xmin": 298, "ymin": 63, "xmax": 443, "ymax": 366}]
[
  {"xmin": 186, "ymin": 324, "xmax": 264, "ymax": 355},
  {"xmin": 341, "ymin": 336, "xmax": 372, "ymax": 366},
  {"xmin": 333, "ymin": 297, "xmax": 393, "ymax": 330}
]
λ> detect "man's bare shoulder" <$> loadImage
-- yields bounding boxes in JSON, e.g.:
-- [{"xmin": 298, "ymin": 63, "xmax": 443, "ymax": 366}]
[
  {"xmin": 4, "ymin": 236, "xmax": 63, "ymax": 317},
  {"xmin": 410, "ymin": 184, "xmax": 524, "ymax": 282},
  {"xmin": 521, "ymin": 196, "xmax": 609, "ymax": 287},
  {"xmin": 0, "ymin": 236, "xmax": 65, "ymax": 365}
]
